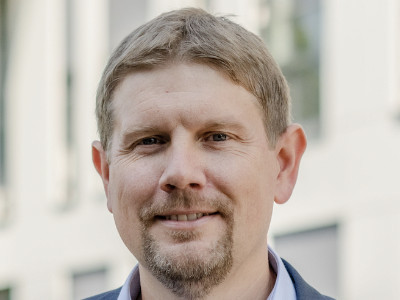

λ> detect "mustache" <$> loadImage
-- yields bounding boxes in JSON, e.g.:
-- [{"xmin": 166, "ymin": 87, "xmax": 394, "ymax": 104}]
[{"xmin": 139, "ymin": 190, "xmax": 233, "ymax": 224}]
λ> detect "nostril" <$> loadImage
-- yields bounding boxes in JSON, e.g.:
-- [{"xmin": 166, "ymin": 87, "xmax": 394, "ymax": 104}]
[
  {"xmin": 189, "ymin": 183, "xmax": 199, "ymax": 188},
  {"xmin": 166, "ymin": 184, "xmax": 176, "ymax": 191}
]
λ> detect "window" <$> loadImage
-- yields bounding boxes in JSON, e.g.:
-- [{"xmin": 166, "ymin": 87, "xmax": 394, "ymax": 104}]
[
  {"xmin": 65, "ymin": 0, "xmax": 74, "ymax": 151},
  {"xmin": 63, "ymin": 0, "xmax": 78, "ymax": 207},
  {"xmin": 0, "ymin": 287, "xmax": 11, "ymax": 300},
  {"xmin": 273, "ymin": 224, "xmax": 339, "ymax": 298},
  {"xmin": 261, "ymin": 0, "xmax": 322, "ymax": 138},
  {"xmin": 0, "ymin": 0, "xmax": 8, "ymax": 186},
  {"xmin": 0, "ymin": 0, "xmax": 8, "ymax": 222},
  {"xmin": 72, "ymin": 268, "xmax": 108, "ymax": 300}
]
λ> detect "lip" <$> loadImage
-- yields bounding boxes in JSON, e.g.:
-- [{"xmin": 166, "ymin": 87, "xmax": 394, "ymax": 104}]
[{"xmin": 156, "ymin": 208, "xmax": 217, "ymax": 217}]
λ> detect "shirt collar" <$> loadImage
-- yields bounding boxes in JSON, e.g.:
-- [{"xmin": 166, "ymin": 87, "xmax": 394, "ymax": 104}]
[
  {"xmin": 117, "ymin": 265, "xmax": 140, "ymax": 300},
  {"xmin": 118, "ymin": 247, "xmax": 296, "ymax": 300},
  {"xmin": 267, "ymin": 246, "xmax": 297, "ymax": 300}
]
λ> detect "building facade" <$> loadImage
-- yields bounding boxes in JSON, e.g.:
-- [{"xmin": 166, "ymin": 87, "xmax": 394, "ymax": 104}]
[{"xmin": 0, "ymin": 0, "xmax": 399, "ymax": 299}]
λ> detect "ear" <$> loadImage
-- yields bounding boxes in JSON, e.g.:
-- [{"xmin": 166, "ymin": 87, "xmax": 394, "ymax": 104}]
[
  {"xmin": 92, "ymin": 141, "xmax": 113, "ymax": 213},
  {"xmin": 274, "ymin": 124, "xmax": 307, "ymax": 204}
]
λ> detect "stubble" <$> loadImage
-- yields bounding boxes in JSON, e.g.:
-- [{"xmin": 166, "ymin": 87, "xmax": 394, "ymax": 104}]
[{"xmin": 139, "ymin": 191, "xmax": 234, "ymax": 299}]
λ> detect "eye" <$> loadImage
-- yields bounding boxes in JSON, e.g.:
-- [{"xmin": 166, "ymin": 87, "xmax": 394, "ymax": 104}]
[
  {"xmin": 139, "ymin": 137, "xmax": 165, "ymax": 145},
  {"xmin": 207, "ymin": 133, "xmax": 228, "ymax": 142}
]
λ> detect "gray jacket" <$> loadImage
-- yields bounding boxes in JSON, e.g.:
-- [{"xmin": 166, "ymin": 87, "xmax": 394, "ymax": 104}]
[{"xmin": 84, "ymin": 259, "xmax": 335, "ymax": 300}]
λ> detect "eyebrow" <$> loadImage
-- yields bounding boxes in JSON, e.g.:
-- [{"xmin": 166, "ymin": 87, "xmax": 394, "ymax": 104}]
[
  {"xmin": 199, "ymin": 120, "xmax": 247, "ymax": 132},
  {"xmin": 119, "ymin": 126, "xmax": 163, "ymax": 147}
]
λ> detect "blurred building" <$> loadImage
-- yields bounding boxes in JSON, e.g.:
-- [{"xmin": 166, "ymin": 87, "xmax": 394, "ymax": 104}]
[{"xmin": 0, "ymin": 0, "xmax": 399, "ymax": 299}]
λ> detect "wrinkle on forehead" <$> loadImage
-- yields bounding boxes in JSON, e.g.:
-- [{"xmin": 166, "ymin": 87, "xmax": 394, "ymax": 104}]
[
  {"xmin": 112, "ymin": 62, "xmax": 263, "ymax": 109},
  {"xmin": 110, "ymin": 63, "xmax": 267, "ymax": 141}
]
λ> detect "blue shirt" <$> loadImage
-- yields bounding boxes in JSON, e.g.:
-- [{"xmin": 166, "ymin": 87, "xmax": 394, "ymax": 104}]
[{"xmin": 117, "ymin": 247, "xmax": 296, "ymax": 300}]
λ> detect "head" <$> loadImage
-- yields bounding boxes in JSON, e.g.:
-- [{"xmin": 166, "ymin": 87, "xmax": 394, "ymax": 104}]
[
  {"xmin": 96, "ymin": 7, "xmax": 290, "ymax": 159},
  {"xmin": 93, "ymin": 7, "xmax": 306, "ymax": 299}
]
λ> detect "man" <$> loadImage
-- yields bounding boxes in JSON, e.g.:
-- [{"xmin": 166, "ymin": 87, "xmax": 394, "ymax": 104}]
[{"xmin": 89, "ymin": 7, "xmax": 334, "ymax": 300}]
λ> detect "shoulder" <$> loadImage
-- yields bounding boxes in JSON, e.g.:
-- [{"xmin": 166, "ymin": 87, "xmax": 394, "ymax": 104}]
[
  {"xmin": 282, "ymin": 259, "xmax": 335, "ymax": 300},
  {"xmin": 82, "ymin": 287, "xmax": 122, "ymax": 300}
]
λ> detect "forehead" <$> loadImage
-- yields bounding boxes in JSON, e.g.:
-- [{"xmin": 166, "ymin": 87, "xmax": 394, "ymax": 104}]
[{"xmin": 111, "ymin": 63, "xmax": 265, "ymax": 131}]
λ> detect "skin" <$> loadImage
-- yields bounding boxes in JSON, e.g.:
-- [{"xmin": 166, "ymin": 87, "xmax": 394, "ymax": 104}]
[{"xmin": 92, "ymin": 63, "xmax": 306, "ymax": 299}]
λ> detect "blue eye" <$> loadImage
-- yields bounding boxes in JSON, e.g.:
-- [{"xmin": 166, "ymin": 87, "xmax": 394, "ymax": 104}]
[
  {"xmin": 140, "ymin": 137, "xmax": 163, "ymax": 145},
  {"xmin": 211, "ymin": 133, "xmax": 227, "ymax": 141}
]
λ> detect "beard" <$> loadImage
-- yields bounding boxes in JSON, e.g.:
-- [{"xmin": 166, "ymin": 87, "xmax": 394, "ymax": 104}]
[{"xmin": 139, "ymin": 190, "xmax": 234, "ymax": 299}]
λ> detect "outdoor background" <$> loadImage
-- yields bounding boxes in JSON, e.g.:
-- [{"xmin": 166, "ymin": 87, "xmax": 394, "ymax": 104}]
[{"xmin": 0, "ymin": 0, "xmax": 399, "ymax": 299}]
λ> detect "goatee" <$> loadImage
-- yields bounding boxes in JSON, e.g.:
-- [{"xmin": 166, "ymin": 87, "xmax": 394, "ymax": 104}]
[{"xmin": 139, "ymin": 191, "xmax": 234, "ymax": 299}]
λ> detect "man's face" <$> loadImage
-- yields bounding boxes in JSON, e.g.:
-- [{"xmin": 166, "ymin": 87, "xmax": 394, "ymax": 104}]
[{"xmin": 95, "ymin": 63, "xmax": 286, "ymax": 297}]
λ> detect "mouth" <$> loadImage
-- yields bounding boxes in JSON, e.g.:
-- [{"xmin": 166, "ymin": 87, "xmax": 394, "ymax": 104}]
[{"xmin": 156, "ymin": 212, "xmax": 219, "ymax": 221}]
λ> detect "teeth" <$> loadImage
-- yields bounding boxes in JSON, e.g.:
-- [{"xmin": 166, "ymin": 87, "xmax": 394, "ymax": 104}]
[
  {"xmin": 165, "ymin": 213, "xmax": 207, "ymax": 221},
  {"xmin": 178, "ymin": 214, "xmax": 187, "ymax": 221},
  {"xmin": 187, "ymin": 213, "xmax": 197, "ymax": 221}
]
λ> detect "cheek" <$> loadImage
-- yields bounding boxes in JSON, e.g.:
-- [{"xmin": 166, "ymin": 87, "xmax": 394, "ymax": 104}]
[
  {"xmin": 244, "ymin": 162, "xmax": 277, "ymax": 225},
  {"xmin": 108, "ymin": 161, "xmax": 162, "ymax": 216},
  {"xmin": 218, "ymin": 154, "xmax": 277, "ymax": 233},
  {"xmin": 108, "ymin": 162, "xmax": 161, "ymax": 259},
  {"xmin": 211, "ymin": 153, "xmax": 277, "ymax": 202}
]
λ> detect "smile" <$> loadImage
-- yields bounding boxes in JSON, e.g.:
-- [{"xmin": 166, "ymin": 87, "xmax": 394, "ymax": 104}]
[{"xmin": 158, "ymin": 212, "xmax": 217, "ymax": 221}]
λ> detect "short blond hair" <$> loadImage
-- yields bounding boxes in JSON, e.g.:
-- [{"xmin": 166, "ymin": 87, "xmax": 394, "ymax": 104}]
[{"xmin": 96, "ymin": 7, "xmax": 290, "ymax": 153}]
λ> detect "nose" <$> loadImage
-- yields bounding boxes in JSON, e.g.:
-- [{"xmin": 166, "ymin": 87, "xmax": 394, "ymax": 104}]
[{"xmin": 159, "ymin": 142, "xmax": 206, "ymax": 193}]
